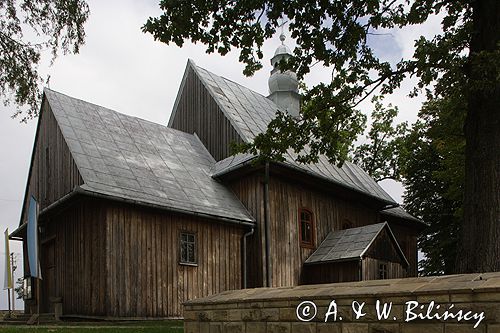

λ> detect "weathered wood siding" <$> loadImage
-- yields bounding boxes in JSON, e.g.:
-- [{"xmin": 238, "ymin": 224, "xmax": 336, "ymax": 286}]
[
  {"xmin": 32, "ymin": 198, "xmax": 244, "ymax": 318},
  {"xmin": 228, "ymin": 169, "xmax": 380, "ymax": 288},
  {"xmin": 227, "ymin": 173, "xmax": 266, "ymax": 288},
  {"xmin": 268, "ymin": 175, "xmax": 379, "ymax": 287},
  {"xmin": 20, "ymin": 99, "xmax": 83, "ymax": 224},
  {"xmin": 302, "ymin": 261, "xmax": 360, "ymax": 284},
  {"xmin": 362, "ymin": 258, "xmax": 406, "ymax": 280},
  {"xmin": 387, "ymin": 223, "xmax": 418, "ymax": 277},
  {"xmin": 169, "ymin": 66, "xmax": 243, "ymax": 161},
  {"xmin": 25, "ymin": 198, "xmax": 107, "ymax": 316},
  {"xmin": 105, "ymin": 201, "xmax": 244, "ymax": 318}
]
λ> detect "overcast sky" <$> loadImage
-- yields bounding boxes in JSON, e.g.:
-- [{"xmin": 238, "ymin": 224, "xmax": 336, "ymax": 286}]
[{"xmin": 0, "ymin": 1, "xmax": 441, "ymax": 309}]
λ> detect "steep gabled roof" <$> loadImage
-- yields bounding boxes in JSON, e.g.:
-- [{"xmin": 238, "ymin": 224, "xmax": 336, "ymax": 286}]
[
  {"xmin": 304, "ymin": 222, "xmax": 409, "ymax": 266},
  {"xmin": 180, "ymin": 61, "xmax": 396, "ymax": 205},
  {"xmin": 44, "ymin": 89, "xmax": 254, "ymax": 224}
]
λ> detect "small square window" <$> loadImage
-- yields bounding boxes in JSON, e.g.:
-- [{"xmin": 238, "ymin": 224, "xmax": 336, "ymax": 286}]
[
  {"xmin": 179, "ymin": 232, "xmax": 197, "ymax": 265},
  {"xmin": 378, "ymin": 263, "xmax": 388, "ymax": 280}
]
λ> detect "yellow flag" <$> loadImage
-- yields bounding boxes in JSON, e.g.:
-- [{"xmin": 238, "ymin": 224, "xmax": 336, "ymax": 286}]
[{"xmin": 4, "ymin": 229, "xmax": 12, "ymax": 290}]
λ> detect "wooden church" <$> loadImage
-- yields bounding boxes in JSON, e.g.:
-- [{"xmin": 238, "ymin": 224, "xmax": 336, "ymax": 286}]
[{"xmin": 10, "ymin": 37, "xmax": 426, "ymax": 318}]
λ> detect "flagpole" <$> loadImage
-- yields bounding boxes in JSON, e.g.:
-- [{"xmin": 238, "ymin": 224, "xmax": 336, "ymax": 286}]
[{"xmin": 7, "ymin": 288, "xmax": 11, "ymax": 317}]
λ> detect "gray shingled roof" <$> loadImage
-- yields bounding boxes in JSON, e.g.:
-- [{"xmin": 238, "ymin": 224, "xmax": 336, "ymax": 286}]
[
  {"xmin": 304, "ymin": 222, "xmax": 408, "ymax": 266},
  {"xmin": 188, "ymin": 62, "xmax": 396, "ymax": 205},
  {"xmin": 44, "ymin": 89, "xmax": 254, "ymax": 224},
  {"xmin": 381, "ymin": 206, "xmax": 426, "ymax": 225}
]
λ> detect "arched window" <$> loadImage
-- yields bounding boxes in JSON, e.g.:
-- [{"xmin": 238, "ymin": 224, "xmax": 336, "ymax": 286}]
[{"xmin": 299, "ymin": 209, "xmax": 315, "ymax": 248}]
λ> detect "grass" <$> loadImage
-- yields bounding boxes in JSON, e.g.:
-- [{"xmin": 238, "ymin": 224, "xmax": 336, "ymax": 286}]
[{"xmin": 0, "ymin": 321, "xmax": 184, "ymax": 332}]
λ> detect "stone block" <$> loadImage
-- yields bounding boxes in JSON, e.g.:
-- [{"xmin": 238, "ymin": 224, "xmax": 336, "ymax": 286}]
[
  {"xmin": 246, "ymin": 322, "xmax": 267, "ymax": 333},
  {"xmin": 212, "ymin": 310, "xmax": 228, "ymax": 321},
  {"xmin": 228, "ymin": 309, "xmax": 242, "ymax": 321},
  {"xmin": 282, "ymin": 307, "xmax": 301, "ymax": 321},
  {"xmin": 224, "ymin": 322, "xmax": 244, "ymax": 333},
  {"xmin": 316, "ymin": 323, "xmax": 341, "ymax": 333},
  {"xmin": 184, "ymin": 321, "xmax": 199, "ymax": 333},
  {"xmin": 487, "ymin": 324, "xmax": 500, "ymax": 333},
  {"xmin": 261, "ymin": 307, "xmax": 280, "ymax": 321},
  {"xmin": 400, "ymin": 323, "xmax": 444, "ymax": 333},
  {"xmin": 369, "ymin": 323, "xmax": 399, "ymax": 333},
  {"xmin": 291, "ymin": 322, "xmax": 316, "ymax": 333},
  {"xmin": 444, "ymin": 323, "xmax": 485, "ymax": 333},
  {"xmin": 209, "ymin": 322, "xmax": 223, "ymax": 333},
  {"xmin": 342, "ymin": 323, "xmax": 370, "ymax": 333},
  {"xmin": 267, "ymin": 322, "xmax": 291, "ymax": 333},
  {"xmin": 241, "ymin": 308, "xmax": 261, "ymax": 321}
]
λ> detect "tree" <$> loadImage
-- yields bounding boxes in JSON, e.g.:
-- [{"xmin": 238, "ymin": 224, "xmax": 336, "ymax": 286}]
[
  {"xmin": 352, "ymin": 97, "xmax": 407, "ymax": 182},
  {"xmin": 402, "ymin": 94, "xmax": 465, "ymax": 275},
  {"xmin": 144, "ymin": 0, "xmax": 499, "ymax": 273},
  {"xmin": 0, "ymin": 0, "xmax": 90, "ymax": 121}
]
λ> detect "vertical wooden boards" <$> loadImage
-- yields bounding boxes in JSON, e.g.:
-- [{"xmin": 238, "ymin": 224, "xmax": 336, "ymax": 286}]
[
  {"xmin": 20, "ymin": 101, "xmax": 83, "ymax": 226},
  {"xmin": 227, "ymin": 170, "xmax": 389, "ymax": 288},
  {"xmin": 169, "ymin": 67, "xmax": 243, "ymax": 161},
  {"xmin": 227, "ymin": 173, "xmax": 266, "ymax": 288},
  {"xmin": 37, "ymin": 198, "xmax": 107, "ymax": 316},
  {"xmin": 104, "ymin": 201, "xmax": 244, "ymax": 318}
]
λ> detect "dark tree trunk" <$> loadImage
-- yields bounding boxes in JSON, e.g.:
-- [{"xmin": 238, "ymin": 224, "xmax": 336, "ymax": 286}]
[{"xmin": 457, "ymin": 0, "xmax": 500, "ymax": 273}]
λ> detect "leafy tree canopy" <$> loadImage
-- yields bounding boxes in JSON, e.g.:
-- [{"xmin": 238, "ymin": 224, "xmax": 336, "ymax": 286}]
[
  {"xmin": 0, "ymin": 0, "xmax": 89, "ymax": 121},
  {"xmin": 144, "ymin": 0, "xmax": 499, "ymax": 273},
  {"xmin": 144, "ymin": 0, "xmax": 473, "ymax": 165},
  {"xmin": 402, "ymin": 92, "xmax": 465, "ymax": 275}
]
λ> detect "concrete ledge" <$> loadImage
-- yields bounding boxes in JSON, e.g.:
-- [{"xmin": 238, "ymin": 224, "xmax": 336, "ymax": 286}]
[{"xmin": 184, "ymin": 272, "xmax": 500, "ymax": 333}]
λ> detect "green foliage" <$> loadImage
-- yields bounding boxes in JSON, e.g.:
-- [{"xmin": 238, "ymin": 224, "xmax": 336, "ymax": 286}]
[
  {"xmin": 14, "ymin": 277, "xmax": 23, "ymax": 300},
  {"xmin": 144, "ymin": 0, "xmax": 473, "ymax": 166},
  {"xmin": 352, "ymin": 97, "xmax": 407, "ymax": 181},
  {"xmin": 401, "ymin": 93, "xmax": 465, "ymax": 275},
  {"xmin": 0, "ymin": 0, "xmax": 90, "ymax": 121}
]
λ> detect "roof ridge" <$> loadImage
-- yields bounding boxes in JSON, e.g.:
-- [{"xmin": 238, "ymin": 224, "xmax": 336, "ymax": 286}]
[{"xmin": 44, "ymin": 88, "xmax": 195, "ymax": 139}]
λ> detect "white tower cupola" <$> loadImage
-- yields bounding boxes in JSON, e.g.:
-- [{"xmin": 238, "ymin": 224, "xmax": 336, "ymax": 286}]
[{"xmin": 268, "ymin": 33, "xmax": 300, "ymax": 117}]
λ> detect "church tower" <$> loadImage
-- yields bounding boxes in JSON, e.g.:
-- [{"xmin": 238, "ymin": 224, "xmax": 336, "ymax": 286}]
[{"xmin": 267, "ymin": 33, "xmax": 301, "ymax": 117}]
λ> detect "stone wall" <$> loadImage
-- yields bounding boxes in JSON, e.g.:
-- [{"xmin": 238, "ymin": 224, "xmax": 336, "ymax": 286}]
[{"xmin": 184, "ymin": 272, "xmax": 500, "ymax": 333}]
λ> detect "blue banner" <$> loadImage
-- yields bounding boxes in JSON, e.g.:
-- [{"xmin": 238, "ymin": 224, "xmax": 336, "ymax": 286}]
[{"xmin": 27, "ymin": 196, "xmax": 40, "ymax": 279}]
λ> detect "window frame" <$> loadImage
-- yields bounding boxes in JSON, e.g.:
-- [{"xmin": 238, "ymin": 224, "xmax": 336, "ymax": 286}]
[
  {"xmin": 298, "ymin": 208, "xmax": 315, "ymax": 249},
  {"xmin": 179, "ymin": 231, "xmax": 198, "ymax": 266},
  {"xmin": 378, "ymin": 262, "xmax": 388, "ymax": 280}
]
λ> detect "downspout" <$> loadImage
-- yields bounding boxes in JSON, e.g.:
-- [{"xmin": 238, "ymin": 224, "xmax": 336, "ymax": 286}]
[
  {"xmin": 242, "ymin": 226, "xmax": 255, "ymax": 289},
  {"xmin": 264, "ymin": 162, "xmax": 272, "ymax": 287},
  {"xmin": 358, "ymin": 258, "xmax": 363, "ymax": 281}
]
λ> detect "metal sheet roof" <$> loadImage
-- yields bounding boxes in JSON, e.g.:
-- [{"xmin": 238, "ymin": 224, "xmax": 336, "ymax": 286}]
[
  {"xmin": 44, "ymin": 89, "xmax": 254, "ymax": 224},
  {"xmin": 381, "ymin": 206, "xmax": 427, "ymax": 226},
  {"xmin": 304, "ymin": 222, "xmax": 409, "ymax": 266},
  {"xmin": 191, "ymin": 62, "xmax": 396, "ymax": 205}
]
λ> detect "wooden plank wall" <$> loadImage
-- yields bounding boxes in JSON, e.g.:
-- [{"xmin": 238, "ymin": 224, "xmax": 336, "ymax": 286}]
[
  {"xmin": 169, "ymin": 66, "xmax": 243, "ymax": 161},
  {"xmin": 20, "ymin": 101, "xmax": 83, "ymax": 225},
  {"xmin": 362, "ymin": 258, "xmax": 407, "ymax": 280},
  {"xmin": 105, "ymin": 202, "xmax": 244, "ymax": 318},
  {"xmin": 387, "ymin": 223, "xmax": 419, "ymax": 276},
  {"xmin": 228, "ymin": 170, "xmax": 381, "ymax": 288},
  {"xmin": 227, "ymin": 173, "xmax": 266, "ymax": 288},
  {"xmin": 32, "ymin": 198, "xmax": 108, "ymax": 316},
  {"xmin": 302, "ymin": 261, "xmax": 360, "ymax": 284},
  {"xmin": 268, "ymin": 175, "xmax": 379, "ymax": 287},
  {"xmin": 365, "ymin": 228, "xmax": 406, "ymax": 264}
]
